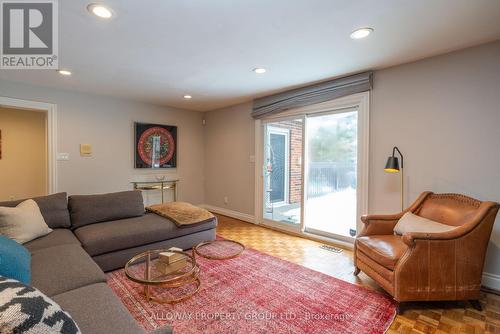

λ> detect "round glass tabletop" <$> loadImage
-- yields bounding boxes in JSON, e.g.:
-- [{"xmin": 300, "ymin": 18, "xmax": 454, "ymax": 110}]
[{"xmin": 194, "ymin": 239, "xmax": 245, "ymax": 260}]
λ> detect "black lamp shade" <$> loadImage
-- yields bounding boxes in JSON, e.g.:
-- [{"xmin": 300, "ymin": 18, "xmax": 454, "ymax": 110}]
[{"xmin": 384, "ymin": 156, "xmax": 400, "ymax": 173}]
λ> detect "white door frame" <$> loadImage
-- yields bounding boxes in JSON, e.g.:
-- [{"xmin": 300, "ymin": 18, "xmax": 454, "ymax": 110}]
[
  {"xmin": 0, "ymin": 96, "xmax": 58, "ymax": 194},
  {"xmin": 254, "ymin": 92, "xmax": 370, "ymax": 244}
]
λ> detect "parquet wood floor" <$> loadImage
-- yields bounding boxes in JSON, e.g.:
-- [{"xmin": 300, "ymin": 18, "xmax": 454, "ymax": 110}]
[{"xmin": 215, "ymin": 214, "xmax": 500, "ymax": 334}]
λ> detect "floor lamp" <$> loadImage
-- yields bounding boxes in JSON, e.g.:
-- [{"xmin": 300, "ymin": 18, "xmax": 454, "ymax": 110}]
[{"xmin": 384, "ymin": 146, "xmax": 404, "ymax": 211}]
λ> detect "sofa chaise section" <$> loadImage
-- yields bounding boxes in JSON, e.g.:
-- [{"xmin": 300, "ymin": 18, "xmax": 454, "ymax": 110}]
[
  {"xmin": 27, "ymin": 234, "xmax": 166, "ymax": 334},
  {"xmin": 91, "ymin": 227, "xmax": 216, "ymax": 271},
  {"xmin": 30, "ymin": 244, "xmax": 107, "ymax": 297},
  {"xmin": 52, "ymin": 283, "xmax": 147, "ymax": 334},
  {"xmin": 75, "ymin": 213, "xmax": 217, "ymax": 257}
]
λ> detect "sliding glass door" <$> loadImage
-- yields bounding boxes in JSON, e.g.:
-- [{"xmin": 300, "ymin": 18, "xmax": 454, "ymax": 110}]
[
  {"xmin": 259, "ymin": 95, "xmax": 368, "ymax": 243},
  {"xmin": 304, "ymin": 110, "xmax": 358, "ymax": 239}
]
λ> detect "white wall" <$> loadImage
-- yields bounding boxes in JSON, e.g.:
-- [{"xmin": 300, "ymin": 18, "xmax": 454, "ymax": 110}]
[
  {"xmin": 203, "ymin": 102, "xmax": 255, "ymax": 214},
  {"xmin": 0, "ymin": 81, "xmax": 205, "ymax": 204},
  {"xmin": 202, "ymin": 40, "xmax": 500, "ymax": 284}
]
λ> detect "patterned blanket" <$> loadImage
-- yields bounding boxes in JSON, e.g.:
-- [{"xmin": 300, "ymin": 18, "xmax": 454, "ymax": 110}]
[{"xmin": 146, "ymin": 202, "xmax": 214, "ymax": 226}]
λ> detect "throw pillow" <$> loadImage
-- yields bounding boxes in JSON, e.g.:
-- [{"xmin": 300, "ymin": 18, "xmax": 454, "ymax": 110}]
[
  {"xmin": 0, "ymin": 276, "xmax": 81, "ymax": 334},
  {"xmin": 0, "ymin": 199, "xmax": 53, "ymax": 244},
  {"xmin": 0, "ymin": 236, "xmax": 31, "ymax": 284},
  {"xmin": 394, "ymin": 212, "xmax": 457, "ymax": 235},
  {"xmin": 0, "ymin": 193, "xmax": 71, "ymax": 229}
]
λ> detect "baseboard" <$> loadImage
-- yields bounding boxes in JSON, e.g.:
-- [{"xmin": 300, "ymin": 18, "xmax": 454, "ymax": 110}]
[
  {"xmin": 199, "ymin": 204, "xmax": 256, "ymax": 224},
  {"xmin": 482, "ymin": 272, "xmax": 500, "ymax": 291}
]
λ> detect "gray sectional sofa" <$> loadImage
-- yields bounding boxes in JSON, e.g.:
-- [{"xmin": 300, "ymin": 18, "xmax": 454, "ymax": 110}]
[{"xmin": 0, "ymin": 190, "xmax": 217, "ymax": 334}]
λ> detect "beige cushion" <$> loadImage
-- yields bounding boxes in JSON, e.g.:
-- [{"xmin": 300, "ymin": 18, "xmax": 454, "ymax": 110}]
[
  {"xmin": 394, "ymin": 212, "xmax": 457, "ymax": 235},
  {"xmin": 0, "ymin": 199, "xmax": 52, "ymax": 244}
]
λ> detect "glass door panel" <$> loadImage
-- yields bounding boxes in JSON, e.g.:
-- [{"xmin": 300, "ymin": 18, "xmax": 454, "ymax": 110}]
[
  {"xmin": 304, "ymin": 110, "xmax": 358, "ymax": 238},
  {"xmin": 269, "ymin": 131, "xmax": 287, "ymax": 204},
  {"xmin": 263, "ymin": 119, "xmax": 303, "ymax": 226}
]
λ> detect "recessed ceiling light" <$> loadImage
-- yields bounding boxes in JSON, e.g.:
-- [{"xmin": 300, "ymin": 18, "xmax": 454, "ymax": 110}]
[
  {"xmin": 183, "ymin": 95, "xmax": 192, "ymax": 99},
  {"xmin": 253, "ymin": 68, "xmax": 266, "ymax": 74},
  {"xmin": 58, "ymin": 70, "xmax": 72, "ymax": 76},
  {"xmin": 87, "ymin": 3, "xmax": 113, "ymax": 19},
  {"xmin": 350, "ymin": 27, "xmax": 373, "ymax": 39}
]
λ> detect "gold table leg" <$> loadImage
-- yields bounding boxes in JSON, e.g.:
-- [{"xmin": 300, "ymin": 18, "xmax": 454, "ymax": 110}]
[
  {"xmin": 145, "ymin": 253, "xmax": 151, "ymax": 300},
  {"xmin": 146, "ymin": 276, "xmax": 201, "ymax": 304}
]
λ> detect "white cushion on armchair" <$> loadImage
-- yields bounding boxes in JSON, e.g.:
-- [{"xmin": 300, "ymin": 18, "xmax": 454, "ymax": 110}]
[{"xmin": 394, "ymin": 212, "xmax": 457, "ymax": 235}]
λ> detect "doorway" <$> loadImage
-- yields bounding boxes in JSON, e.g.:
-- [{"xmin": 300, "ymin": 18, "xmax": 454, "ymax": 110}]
[
  {"xmin": 0, "ymin": 107, "xmax": 48, "ymax": 201},
  {"xmin": 256, "ymin": 93, "xmax": 369, "ymax": 244},
  {"xmin": 0, "ymin": 97, "xmax": 57, "ymax": 200},
  {"xmin": 263, "ymin": 121, "xmax": 300, "ymax": 225}
]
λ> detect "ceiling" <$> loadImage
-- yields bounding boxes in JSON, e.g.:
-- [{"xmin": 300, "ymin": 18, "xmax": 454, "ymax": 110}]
[{"xmin": 1, "ymin": 0, "xmax": 500, "ymax": 112}]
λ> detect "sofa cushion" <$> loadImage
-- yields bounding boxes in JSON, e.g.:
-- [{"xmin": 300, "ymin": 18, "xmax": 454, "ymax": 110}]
[
  {"xmin": 24, "ymin": 229, "xmax": 81, "ymax": 252},
  {"xmin": 31, "ymin": 244, "xmax": 106, "ymax": 297},
  {"xmin": 69, "ymin": 191, "xmax": 145, "ymax": 229},
  {"xmin": 0, "ymin": 199, "xmax": 53, "ymax": 244},
  {"xmin": 356, "ymin": 235, "xmax": 408, "ymax": 270},
  {"xmin": 92, "ymin": 228, "xmax": 216, "ymax": 271},
  {"xmin": 0, "ymin": 236, "xmax": 31, "ymax": 284},
  {"xmin": 394, "ymin": 212, "xmax": 457, "ymax": 235},
  {"xmin": 74, "ymin": 212, "xmax": 217, "ymax": 256},
  {"xmin": 0, "ymin": 193, "xmax": 71, "ymax": 229},
  {"xmin": 52, "ymin": 283, "xmax": 142, "ymax": 334},
  {"xmin": 0, "ymin": 277, "xmax": 81, "ymax": 334}
]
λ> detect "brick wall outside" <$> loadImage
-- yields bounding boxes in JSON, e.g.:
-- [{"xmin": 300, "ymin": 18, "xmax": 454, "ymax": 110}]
[{"xmin": 269, "ymin": 120, "xmax": 303, "ymax": 204}]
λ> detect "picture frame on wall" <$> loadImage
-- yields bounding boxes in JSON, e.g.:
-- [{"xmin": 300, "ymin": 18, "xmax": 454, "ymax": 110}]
[{"xmin": 134, "ymin": 122, "xmax": 177, "ymax": 168}]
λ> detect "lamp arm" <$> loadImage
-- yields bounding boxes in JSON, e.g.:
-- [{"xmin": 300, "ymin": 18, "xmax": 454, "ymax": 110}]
[
  {"xmin": 391, "ymin": 146, "xmax": 405, "ymax": 210},
  {"xmin": 393, "ymin": 146, "xmax": 404, "ymax": 169}
]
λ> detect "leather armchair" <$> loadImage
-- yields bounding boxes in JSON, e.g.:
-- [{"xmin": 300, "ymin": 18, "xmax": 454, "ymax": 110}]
[{"xmin": 354, "ymin": 192, "xmax": 499, "ymax": 306}]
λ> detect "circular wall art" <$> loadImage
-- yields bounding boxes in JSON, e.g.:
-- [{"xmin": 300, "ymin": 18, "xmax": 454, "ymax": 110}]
[{"xmin": 134, "ymin": 123, "xmax": 177, "ymax": 168}]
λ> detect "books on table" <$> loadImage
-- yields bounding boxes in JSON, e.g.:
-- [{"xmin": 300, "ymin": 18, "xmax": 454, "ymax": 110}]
[
  {"xmin": 155, "ymin": 247, "xmax": 187, "ymax": 275},
  {"xmin": 158, "ymin": 247, "xmax": 184, "ymax": 264}
]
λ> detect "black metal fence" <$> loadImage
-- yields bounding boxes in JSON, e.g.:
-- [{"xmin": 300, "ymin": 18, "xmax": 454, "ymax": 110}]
[{"xmin": 307, "ymin": 162, "xmax": 356, "ymax": 198}]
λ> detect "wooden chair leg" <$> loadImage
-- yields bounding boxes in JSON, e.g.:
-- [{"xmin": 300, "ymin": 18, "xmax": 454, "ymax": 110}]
[
  {"xmin": 396, "ymin": 302, "xmax": 405, "ymax": 315},
  {"xmin": 469, "ymin": 300, "xmax": 483, "ymax": 311},
  {"xmin": 353, "ymin": 267, "xmax": 360, "ymax": 276}
]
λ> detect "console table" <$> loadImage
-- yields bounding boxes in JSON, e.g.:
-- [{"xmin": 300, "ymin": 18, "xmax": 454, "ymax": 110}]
[{"xmin": 131, "ymin": 180, "xmax": 178, "ymax": 203}]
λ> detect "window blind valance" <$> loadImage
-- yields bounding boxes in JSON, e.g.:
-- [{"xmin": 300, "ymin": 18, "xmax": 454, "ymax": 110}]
[{"xmin": 252, "ymin": 71, "xmax": 372, "ymax": 119}]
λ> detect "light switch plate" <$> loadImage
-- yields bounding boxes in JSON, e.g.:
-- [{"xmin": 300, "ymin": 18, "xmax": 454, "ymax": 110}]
[
  {"xmin": 80, "ymin": 144, "xmax": 92, "ymax": 157},
  {"xmin": 57, "ymin": 153, "xmax": 70, "ymax": 161}
]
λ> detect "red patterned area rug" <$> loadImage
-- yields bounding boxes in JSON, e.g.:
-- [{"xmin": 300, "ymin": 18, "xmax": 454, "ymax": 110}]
[{"xmin": 107, "ymin": 245, "xmax": 396, "ymax": 334}]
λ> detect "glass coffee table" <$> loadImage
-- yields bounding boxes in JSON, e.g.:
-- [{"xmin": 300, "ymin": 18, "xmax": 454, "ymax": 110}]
[
  {"xmin": 124, "ymin": 249, "xmax": 200, "ymax": 304},
  {"xmin": 194, "ymin": 239, "xmax": 245, "ymax": 260},
  {"xmin": 125, "ymin": 239, "xmax": 245, "ymax": 304}
]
